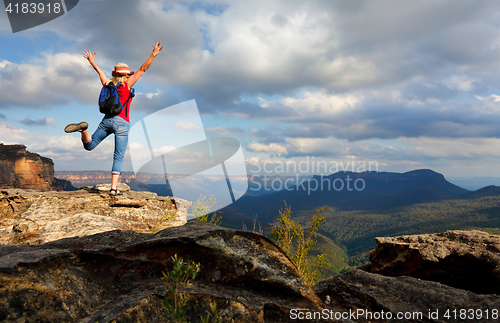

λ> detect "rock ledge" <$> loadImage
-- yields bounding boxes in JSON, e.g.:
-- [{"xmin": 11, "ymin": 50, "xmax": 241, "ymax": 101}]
[{"xmin": 0, "ymin": 187, "xmax": 191, "ymax": 245}]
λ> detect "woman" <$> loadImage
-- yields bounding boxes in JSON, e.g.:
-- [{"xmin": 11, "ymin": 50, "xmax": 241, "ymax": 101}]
[{"xmin": 65, "ymin": 41, "xmax": 163, "ymax": 196}]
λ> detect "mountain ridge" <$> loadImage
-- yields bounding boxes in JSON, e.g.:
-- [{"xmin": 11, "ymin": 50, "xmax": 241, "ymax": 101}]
[{"xmin": 218, "ymin": 169, "xmax": 470, "ymax": 226}]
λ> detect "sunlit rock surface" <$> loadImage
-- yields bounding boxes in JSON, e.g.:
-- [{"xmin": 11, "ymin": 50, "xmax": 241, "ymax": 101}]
[
  {"xmin": 0, "ymin": 221, "xmax": 324, "ymax": 322},
  {"xmin": 0, "ymin": 187, "xmax": 190, "ymax": 245}
]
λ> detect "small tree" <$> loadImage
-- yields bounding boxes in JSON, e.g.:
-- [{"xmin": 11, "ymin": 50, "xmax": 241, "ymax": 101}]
[
  {"xmin": 149, "ymin": 209, "xmax": 178, "ymax": 233},
  {"xmin": 269, "ymin": 202, "xmax": 330, "ymax": 284},
  {"xmin": 193, "ymin": 195, "xmax": 222, "ymax": 225},
  {"xmin": 269, "ymin": 202, "xmax": 300, "ymax": 255},
  {"xmin": 162, "ymin": 255, "xmax": 200, "ymax": 323},
  {"xmin": 200, "ymin": 301, "xmax": 221, "ymax": 323},
  {"xmin": 162, "ymin": 254, "xmax": 221, "ymax": 322}
]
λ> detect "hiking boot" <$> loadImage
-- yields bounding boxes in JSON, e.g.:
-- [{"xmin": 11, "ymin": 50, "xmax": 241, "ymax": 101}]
[{"xmin": 64, "ymin": 122, "xmax": 88, "ymax": 133}]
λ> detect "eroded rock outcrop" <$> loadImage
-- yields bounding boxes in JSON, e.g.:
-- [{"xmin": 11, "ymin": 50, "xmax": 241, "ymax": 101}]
[
  {"xmin": 0, "ymin": 186, "xmax": 191, "ymax": 245},
  {"xmin": 368, "ymin": 230, "xmax": 500, "ymax": 294},
  {"xmin": 312, "ymin": 230, "xmax": 500, "ymax": 323},
  {"xmin": 315, "ymin": 268, "xmax": 500, "ymax": 323},
  {"xmin": 0, "ymin": 144, "xmax": 58, "ymax": 191},
  {"xmin": 0, "ymin": 221, "xmax": 325, "ymax": 322}
]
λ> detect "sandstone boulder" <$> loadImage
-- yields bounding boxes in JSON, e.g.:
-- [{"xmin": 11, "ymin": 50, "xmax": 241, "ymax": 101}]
[
  {"xmin": 368, "ymin": 230, "xmax": 500, "ymax": 294},
  {"xmin": 0, "ymin": 188, "xmax": 191, "ymax": 245},
  {"xmin": 315, "ymin": 268, "xmax": 500, "ymax": 323},
  {"xmin": 0, "ymin": 221, "xmax": 325, "ymax": 322}
]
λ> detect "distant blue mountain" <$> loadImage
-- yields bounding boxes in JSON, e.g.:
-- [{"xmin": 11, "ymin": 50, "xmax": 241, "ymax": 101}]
[
  {"xmin": 460, "ymin": 185, "xmax": 500, "ymax": 199},
  {"xmin": 218, "ymin": 169, "xmax": 470, "ymax": 226}
]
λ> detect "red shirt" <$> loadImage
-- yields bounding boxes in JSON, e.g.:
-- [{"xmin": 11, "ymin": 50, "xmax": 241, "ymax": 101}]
[{"xmin": 116, "ymin": 82, "xmax": 133, "ymax": 122}]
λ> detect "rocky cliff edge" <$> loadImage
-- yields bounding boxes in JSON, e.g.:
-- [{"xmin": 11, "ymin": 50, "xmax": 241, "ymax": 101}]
[
  {"xmin": 2, "ymin": 188, "xmax": 500, "ymax": 322},
  {"xmin": 0, "ymin": 221, "xmax": 324, "ymax": 322},
  {"xmin": 0, "ymin": 184, "xmax": 190, "ymax": 245},
  {"xmin": 0, "ymin": 144, "xmax": 59, "ymax": 191}
]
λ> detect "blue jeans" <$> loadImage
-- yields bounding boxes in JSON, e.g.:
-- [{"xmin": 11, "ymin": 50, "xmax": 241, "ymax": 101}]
[{"xmin": 83, "ymin": 116, "xmax": 130, "ymax": 175}]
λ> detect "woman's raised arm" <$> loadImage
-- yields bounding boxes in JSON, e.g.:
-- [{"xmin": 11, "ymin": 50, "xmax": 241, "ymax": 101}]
[
  {"xmin": 126, "ymin": 41, "xmax": 163, "ymax": 88},
  {"xmin": 83, "ymin": 50, "xmax": 108, "ymax": 86}
]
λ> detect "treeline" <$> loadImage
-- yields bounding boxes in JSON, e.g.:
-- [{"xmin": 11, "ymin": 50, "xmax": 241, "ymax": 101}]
[{"xmin": 293, "ymin": 195, "xmax": 500, "ymax": 278}]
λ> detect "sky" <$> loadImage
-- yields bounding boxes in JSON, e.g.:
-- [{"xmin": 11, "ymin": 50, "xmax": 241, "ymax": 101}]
[{"xmin": 2, "ymin": 0, "xmax": 500, "ymax": 180}]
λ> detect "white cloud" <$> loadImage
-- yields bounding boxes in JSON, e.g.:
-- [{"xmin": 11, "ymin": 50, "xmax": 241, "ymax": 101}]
[
  {"xmin": 18, "ymin": 116, "xmax": 56, "ymax": 126},
  {"xmin": 189, "ymin": 1, "xmax": 382, "ymax": 93},
  {"xmin": 245, "ymin": 135, "xmax": 500, "ymax": 170},
  {"xmin": 475, "ymin": 94, "xmax": 500, "ymax": 114},
  {"xmin": 131, "ymin": 90, "xmax": 181, "ymax": 113},
  {"xmin": 0, "ymin": 122, "xmax": 28, "ymax": 143},
  {"xmin": 247, "ymin": 142, "xmax": 288, "ymax": 156},
  {"xmin": 152, "ymin": 145, "xmax": 176, "ymax": 155},
  {"xmin": 281, "ymin": 90, "xmax": 363, "ymax": 119},
  {"xmin": 0, "ymin": 53, "xmax": 100, "ymax": 108},
  {"xmin": 206, "ymin": 127, "xmax": 232, "ymax": 136},
  {"xmin": 444, "ymin": 75, "xmax": 479, "ymax": 91},
  {"xmin": 398, "ymin": 137, "xmax": 500, "ymax": 160},
  {"xmin": 174, "ymin": 120, "xmax": 203, "ymax": 131}
]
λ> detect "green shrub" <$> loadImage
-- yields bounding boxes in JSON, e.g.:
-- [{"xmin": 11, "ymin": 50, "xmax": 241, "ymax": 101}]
[
  {"xmin": 269, "ymin": 202, "xmax": 330, "ymax": 284},
  {"xmin": 162, "ymin": 254, "xmax": 221, "ymax": 322},
  {"xmin": 192, "ymin": 195, "xmax": 222, "ymax": 225},
  {"xmin": 200, "ymin": 301, "xmax": 221, "ymax": 323},
  {"xmin": 162, "ymin": 254, "xmax": 200, "ymax": 323},
  {"xmin": 149, "ymin": 209, "xmax": 178, "ymax": 233}
]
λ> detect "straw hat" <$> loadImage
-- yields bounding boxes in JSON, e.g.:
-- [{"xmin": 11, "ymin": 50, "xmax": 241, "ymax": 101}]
[{"xmin": 112, "ymin": 63, "xmax": 134, "ymax": 76}]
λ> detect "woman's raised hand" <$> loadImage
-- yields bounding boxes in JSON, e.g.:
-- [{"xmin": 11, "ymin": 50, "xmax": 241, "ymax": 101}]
[
  {"xmin": 83, "ymin": 49, "xmax": 96, "ymax": 63},
  {"xmin": 152, "ymin": 41, "xmax": 163, "ymax": 57}
]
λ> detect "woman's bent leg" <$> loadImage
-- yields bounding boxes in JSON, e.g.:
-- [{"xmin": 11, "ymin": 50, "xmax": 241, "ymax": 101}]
[
  {"xmin": 83, "ymin": 118, "xmax": 111, "ymax": 151},
  {"xmin": 81, "ymin": 129, "xmax": 92, "ymax": 143}
]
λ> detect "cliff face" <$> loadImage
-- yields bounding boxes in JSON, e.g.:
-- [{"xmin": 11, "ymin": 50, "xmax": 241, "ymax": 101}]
[{"xmin": 0, "ymin": 144, "xmax": 56, "ymax": 191}]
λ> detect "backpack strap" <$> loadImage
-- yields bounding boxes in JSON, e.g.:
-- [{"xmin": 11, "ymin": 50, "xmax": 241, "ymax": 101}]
[{"xmin": 124, "ymin": 89, "xmax": 133, "ymax": 105}]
